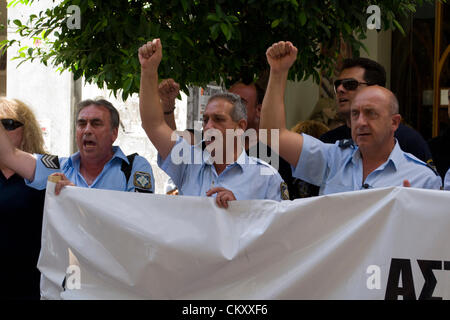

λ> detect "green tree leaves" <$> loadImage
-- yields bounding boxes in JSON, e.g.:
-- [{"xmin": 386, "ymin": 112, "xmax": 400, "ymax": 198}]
[{"xmin": 2, "ymin": 0, "xmax": 431, "ymax": 99}]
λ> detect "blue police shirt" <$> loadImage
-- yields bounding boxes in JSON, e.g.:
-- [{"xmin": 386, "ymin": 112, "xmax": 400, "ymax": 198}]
[
  {"xmin": 445, "ymin": 169, "xmax": 450, "ymax": 191},
  {"xmin": 293, "ymin": 134, "xmax": 442, "ymax": 195},
  {"xmin": 157, "ymin": 136, "xmax": 285, "ymax": 201},
  {"xmin": 26, "ymin": 146, "xmax": 154, "ymax": 193}
]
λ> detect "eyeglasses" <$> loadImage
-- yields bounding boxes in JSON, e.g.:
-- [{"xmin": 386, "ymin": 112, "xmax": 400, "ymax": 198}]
[
  {"xmin": 1, "ymin": 119, "xmax": 24, "ymax": 131},
  {"xmin": 334, "ymin": 78, "xmax": 370, "ymax": 93}
]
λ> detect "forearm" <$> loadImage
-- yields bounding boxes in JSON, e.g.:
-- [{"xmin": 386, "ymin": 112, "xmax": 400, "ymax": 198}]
[
  {"xmin": 139, "ymin": 69, "xmax": 165, "ymax": 133},
  {"xmin": 163, "ymin": 110, "xmax": 177, "ymax": 131},
  {"xmin": 260, "ymin": 69, "xmax": 289, "ymax": 131},
  {"xmin": 0, "ymin": 126, "xmax": 36, "ymax": 180}
]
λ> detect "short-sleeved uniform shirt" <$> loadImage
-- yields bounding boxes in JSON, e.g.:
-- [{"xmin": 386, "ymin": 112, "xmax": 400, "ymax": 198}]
[
  {"xmin": 320, "ymin": 124, "xmax": 433, "ymax": 164},
  {"xmin": 293, "ymin": 134, "xmax": 442, "ymax": 195},
  {"xmin": 26, "ymin": 146, "xmax": 154, "ymax": 193},
  {"xmin": 158, "ymin": 136, "xmax": 286, "ymax": 201}
]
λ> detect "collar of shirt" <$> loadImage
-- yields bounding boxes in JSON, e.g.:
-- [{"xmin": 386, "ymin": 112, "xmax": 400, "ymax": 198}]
[
  {"xmin": 202, "ymin": 145, "xmax": 247, "ymax": 173},
  {"xmin": 67, "ymin": 146, "xmax": 128, "ymax": 171},
  {"xmin": 347, "ymin": 139, "xmax": 402, "ymax": 172}
]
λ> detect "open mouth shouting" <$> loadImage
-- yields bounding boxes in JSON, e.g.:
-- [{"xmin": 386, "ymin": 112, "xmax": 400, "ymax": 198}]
[{"xmin": 83, "ymin": 138, "xmax": 97, "ymax": 149}]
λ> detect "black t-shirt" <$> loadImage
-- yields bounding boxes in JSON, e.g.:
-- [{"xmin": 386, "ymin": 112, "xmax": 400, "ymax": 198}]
[
  {"xmin": 428, "ymin": 128, "xmax": 450, "ymax": 180},
  {"xmin": 0, "ymin": 171, "xmax": 45, "ymax": 300},
  {"xmin": 319, "ymin": 124, "xmax": 433, "ymax": 163}
]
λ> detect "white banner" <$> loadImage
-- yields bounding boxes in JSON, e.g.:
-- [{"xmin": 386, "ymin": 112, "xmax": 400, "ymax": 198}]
[{"xmin": 38, "ymin": 182, "xmax": 450, "ymax": 300}]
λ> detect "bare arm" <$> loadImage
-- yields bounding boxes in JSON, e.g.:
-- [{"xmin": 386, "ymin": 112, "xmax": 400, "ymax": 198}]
[
  {"xmin": 159, "ymin": 78, "xmax": 195, "ymax": 144},
  {"xmin": 0, "ymin": 123, "xmax": 36, "ymax": 181},
  {"xmin": 139, "ymin": 39, "xmax": 176, "ymax": 160},
  {"xmin": 260, "ymin": 41, "xmax": 304, "ymax": 167},
  {"xmin": 159, "ymin": 78, "xmax": 179, "ymax": 131}
]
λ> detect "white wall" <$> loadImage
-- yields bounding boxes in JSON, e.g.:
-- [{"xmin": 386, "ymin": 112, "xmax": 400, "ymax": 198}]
[
  {"xmin": 360, "ymin": 29, "xmax": 392, "ymax": 89},
  {"xmin": 285, "ymin": 78, "xmax": 319, "ymax": 130},
  {"xmin": 7, "ymin": 0, "xmax": 72, "ymax": 156}
]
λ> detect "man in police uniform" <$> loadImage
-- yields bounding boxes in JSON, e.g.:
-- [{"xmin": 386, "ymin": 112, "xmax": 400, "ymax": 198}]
[
  {"xmin": 259, "ymin": 41, "xmax": 442, "ymax": 194},
  {"xmin": 139, "ymin": 39, "xmax": 286, "ymax": 208},
  {"xmin": 319, "ymin": 57, "xmax": 433, "ymax": 165},
  {"xmin": 159, "ymin": 78, "xmax": 295, "ymax": 199},
  {"xmin": 0, "ymin": 99, "xmax": 154, "ymax": 194}
]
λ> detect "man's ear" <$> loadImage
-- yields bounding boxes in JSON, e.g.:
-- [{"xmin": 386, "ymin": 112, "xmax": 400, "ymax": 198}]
[
  {"xmin": 237, "ymin": 119, "xmax": 247, "ymax": 131},
  {"xmin": 111, "ymin": 127, "xmax": 119, "ymax": 143},
  {"xmin": 255, "ymin": 103, "xmax": 262, "ymax": 119},
  {"xmin": 392, "ymin": 113, "xmax": 402, "ymax": 131}
]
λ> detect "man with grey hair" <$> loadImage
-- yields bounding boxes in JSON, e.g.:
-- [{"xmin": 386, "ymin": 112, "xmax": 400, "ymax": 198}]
[
  {"xmin": 139, "ymin": 38, "xmax": 286, "ymax": 208},
  {"xmin": 0, "ymin": 98, "xmax": 155, "ymax": 194}
]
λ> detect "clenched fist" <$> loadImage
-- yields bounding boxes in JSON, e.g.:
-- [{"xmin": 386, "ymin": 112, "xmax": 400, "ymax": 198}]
[
  {"xmin": 159, "ymin": 79, "xmax": 180, "ymax": 112},
  {"xmin": 266, "ymin": 41, "xmax": 298, "ymax": 73},
  {"xmin": 138, "ymin": 39, "xmax": 162, "ymax": 71}
]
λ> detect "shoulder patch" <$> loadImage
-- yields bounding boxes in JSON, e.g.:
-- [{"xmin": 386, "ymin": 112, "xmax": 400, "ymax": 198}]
[
  {"xmin": 280, "ymin": 182, "xmax": 290, "ymax": 200},
  {"xmin": 134, "ymin": 171, "xmax": 152, "ymax": 190},
  {"xmin": 338, "ymin": 139, "xmax": 355, "ymax": 149},
  {"xmin": 41, "ymin": 154, "xmax": 60, "ymax": 169},
  {"xmin": 426, "ymin": 159, "xmax": 439, "ymax": 176}
]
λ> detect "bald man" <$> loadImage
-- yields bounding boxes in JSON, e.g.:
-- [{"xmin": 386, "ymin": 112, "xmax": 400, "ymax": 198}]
[{"xmin": 259, "ymin": 41, "xmax": 441, "ymax": 194}]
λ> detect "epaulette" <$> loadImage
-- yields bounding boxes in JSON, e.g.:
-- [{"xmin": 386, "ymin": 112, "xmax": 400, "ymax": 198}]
[
  {"xmin": 338, "ymin": 139, "xmax": 355, "ymax": 149},
  {"xmin": 425, "ymin": 159, "xmax": 440, "ymax": 176},
  {"xmin": 252, "ymin": 157, "xmax": 279, "ymax": 175},
  {"xmin": 404, "ymin": 154, "xmax": 440, "ymax": 177},
  {"xmin": 41, "ymin": 154, "xmax": 60, "ymax": 169}
]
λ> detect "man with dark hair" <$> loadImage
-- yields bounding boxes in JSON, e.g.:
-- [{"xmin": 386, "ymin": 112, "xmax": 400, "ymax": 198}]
[
  {"xmin": 139, "ymin": 38, "xmax": 286, "ymax": 208},
  {"xmin": 0, "ymin": 98, "xmax": 155, "ymax": 194},
  {"xmin": 260, "ymin": 41, "xmax": 441, "ymax": 194},
  {"xmin": 320, "ymin": 57, "xmax": 434, "ymax": 165}
]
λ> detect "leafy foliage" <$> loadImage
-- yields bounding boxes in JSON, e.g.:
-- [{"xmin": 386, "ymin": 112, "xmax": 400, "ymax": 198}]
[{"xmin": 1, "ymin": 0, "xmax": 431, "ymax": 100}]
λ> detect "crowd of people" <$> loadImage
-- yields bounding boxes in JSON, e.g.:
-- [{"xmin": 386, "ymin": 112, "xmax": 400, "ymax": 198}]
[{"xmin": 1, "ymin": 39, "xmax": 449, "ymax": 299}]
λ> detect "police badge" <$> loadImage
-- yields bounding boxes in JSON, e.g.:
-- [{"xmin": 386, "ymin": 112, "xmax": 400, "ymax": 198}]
[{"xmin": 133, "ymin": 171, "xmax": 152, "ymax": 191}]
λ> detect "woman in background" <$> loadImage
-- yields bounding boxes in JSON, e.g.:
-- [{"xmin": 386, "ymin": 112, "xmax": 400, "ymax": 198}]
[{"xmin": 0, "ymin": 98, "xmax": 46, "ymax": 299}]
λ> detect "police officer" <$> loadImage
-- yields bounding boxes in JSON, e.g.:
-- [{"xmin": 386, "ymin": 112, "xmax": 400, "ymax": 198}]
[
  {"xmin": 160, "ymin": 78, "xmax": 295, "ymax": 199},
  {"xmin": 260, "ymin": 41, "xmax": 442, "ymax": 194},
  {"xmin": 0, "ymin": 99, "xmax": 154, "ymax": 194},
  {"xmin": 139, "ymin": 39, "xmax": 287, "ymax": 208},
  {"xmin": 319, "ymin": 57, "xmax": 433, "ymax": 165}
]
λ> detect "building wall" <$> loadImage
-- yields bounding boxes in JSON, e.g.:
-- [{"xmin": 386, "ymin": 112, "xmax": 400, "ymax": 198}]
[{"xmin": 7, "ymin": 0, "xmax": 72, "ymax": 156}]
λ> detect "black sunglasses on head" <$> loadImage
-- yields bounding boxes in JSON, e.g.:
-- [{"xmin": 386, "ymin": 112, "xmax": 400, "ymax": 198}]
[
  {"xmin": 334, "ymin": 78, "xmax": 370, "ymax": 93},
  {"xmin": 1, "ymin": 119, "xmax": 24, "ymax": 131}
]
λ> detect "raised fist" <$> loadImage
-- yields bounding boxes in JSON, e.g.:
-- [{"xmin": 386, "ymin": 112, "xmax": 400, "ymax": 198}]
[
  {"xmin": 266, "ymin": 41, "xmax": 298, "ymax": 73},
  {"xmin": 138, "ymin": 38, "xmax": 162, "ymax": 71},
  {"xmin": 159, "ymin": 78, "xmax": 180, "ymax": 112}
]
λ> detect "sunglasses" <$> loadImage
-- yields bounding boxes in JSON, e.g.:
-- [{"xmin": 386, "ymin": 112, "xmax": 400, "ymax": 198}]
[
  {"xmin": 1, "ymin": 119, "xmax": 24, "ymax": 131},
  {"xmin": 334, "ymin": 78, "xmax": 370, "ymax": 93}
]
